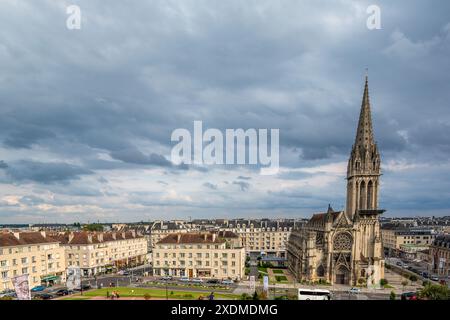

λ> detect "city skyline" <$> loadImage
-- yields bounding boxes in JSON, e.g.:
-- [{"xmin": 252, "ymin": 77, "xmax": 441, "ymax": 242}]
[{"xmin": 1, "ymin": 1, "xmax": 450, "ymax": 223}]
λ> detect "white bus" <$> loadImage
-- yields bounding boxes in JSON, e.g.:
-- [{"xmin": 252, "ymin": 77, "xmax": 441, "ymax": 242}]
[{"xmin": 298, "ymin": 288, "xmax": 332, "ymax": 300}]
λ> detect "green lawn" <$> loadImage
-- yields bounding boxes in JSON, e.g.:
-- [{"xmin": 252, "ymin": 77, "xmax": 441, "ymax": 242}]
[
  {"xmin": 275, "ymin": 276, "xmax": 288, "ymax": 282},
  {"xmin": 258, "ymin": 267, "xmax": 268, "ymax": 273},
  {"xmin": 272, "ymin": 269, "xmax": 284, "ymax": 274},
  {"xmin": 80, "ymin": 287, "xmax": 239, "ymax": 300}
]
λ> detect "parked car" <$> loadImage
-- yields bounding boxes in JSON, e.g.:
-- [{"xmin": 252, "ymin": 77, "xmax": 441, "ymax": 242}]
[
  {"xmin": 191, "ymin": 278, "xmax": 204, "ymax": 283},
  {"xmin": 348, "ymin": 287, "xmax": 361, "ymax": 294},
  {"xmin": 430, "ymin": 275, "xmax": 439, "ymax": 281},
  {"xmin": 122, "ymin": 271, "xmax": 130, "ymax": 276},
  {"xmin": 161, "ymin": 276, "xmax": 172, "ymax": 281},
  {"xmin": 54, "ymin": 289, "xmax": 70, "ymax": 296},
  {"xmin": 401, "ymin": 292, "xmax": 418, "ymax": 300},
  {"xmin": 0, "ymin": 290, "xmax": 16, "ymax": 298},
  {"xmin": 179, "ymin": 277, "xmax": 190, "ymax": 282},
  {"xmin": 221, "ymin": 279, "xmax": 234, "ymax": 285},
  {"xmin": 206, "ymin": 279, "xmax": 220, "ymax": 284},
  {"xmin": 34, "ymin": 293, "xmax": 54, "ymax": 300},
  {"xmin": 31, "ymin": 285, "xmax": 46, "ymax": 292},
  {"xmin": 421, "ymin": 272, "xmax": 429, "ymax": 278}
]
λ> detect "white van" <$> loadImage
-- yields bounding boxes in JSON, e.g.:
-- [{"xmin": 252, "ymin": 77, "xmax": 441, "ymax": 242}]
[{"xmin": 298, "ymin": 288, "xmax": 332, "ymax": 300}]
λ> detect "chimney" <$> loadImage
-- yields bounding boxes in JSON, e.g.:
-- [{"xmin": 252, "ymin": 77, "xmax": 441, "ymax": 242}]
[
  {"xmin": 203, "ymin": 233, "xmax": 207, "ymax": 241},
  {"xmin": 13, "ymin": 232, "xmax": 20, "ymax": 240},
  {"xmin": 131, "ymin": 230, "xmax": 136, "ymax": 238},
  {"xmin": 68, "ymin": 232, "xmax": 74, "ymax": 243},
  {"xmin": 40, "ymin": 231, "xmax": 46, "ymax": 238},
  {"xmin": 177, "ymin": 234, "xmax": 181, "ymax": 243},
  {"xmin": 212, "ymin": 233, "xmax": 216, "ymax": 242},
  {"xmin": 98, "ymin": 233, "xmax": 103, "ymax": 242},
  {"xmin": 112, "ymin": 233, "xmax": 116, "ymax": 240},
  {"xmin": 88, "ymin": 234, "xmax": 93, "ymax": 243}
]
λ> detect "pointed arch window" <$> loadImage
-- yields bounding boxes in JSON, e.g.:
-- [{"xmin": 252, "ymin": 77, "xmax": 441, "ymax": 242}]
[
  {"xmin": 359, "ymin": 181, "xmax": 366, "ymax": 210},
  {"xmin": 367, "ymin": 181, "xmax": 373, "ymax": 209}
]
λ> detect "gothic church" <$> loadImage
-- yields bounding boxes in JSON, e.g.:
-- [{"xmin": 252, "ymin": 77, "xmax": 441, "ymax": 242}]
[{"xmin": 287, "ymin": 76, "xmax": 385, "ymax": 286}]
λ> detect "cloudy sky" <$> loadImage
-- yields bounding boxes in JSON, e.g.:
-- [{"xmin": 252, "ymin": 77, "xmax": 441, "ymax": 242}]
[{"xmin": 0, "ymin": 0, "xmax": 449, "ymax": 223}]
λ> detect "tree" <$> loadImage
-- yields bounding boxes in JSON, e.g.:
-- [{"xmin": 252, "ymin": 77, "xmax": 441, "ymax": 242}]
[
  {"xmin": 390, "ymin": 291, "xmax": 396, "ymax": 300},
  {"xmin": 419, "ymin": 284, "xmax": 450, "ymax": 300},
  {"xmin": 409, "ymin": 275, "xmax": 418, "ymax": 282},
  {"xmin": 401, "ymin": 280, "xmax": 409, "ymax": 291},
  {"xmin": 82, "ymin": 223, "xmax": 104, "ymax": 232}
]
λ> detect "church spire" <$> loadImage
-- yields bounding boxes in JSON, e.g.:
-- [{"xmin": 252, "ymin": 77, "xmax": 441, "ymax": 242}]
[
  {"xmin": 345, "ymin": 74, "xmax": 381, "ymax": 219},
  {"xmin": 354, "ymin": 74, "xmax": 375, "ymax": 149}
]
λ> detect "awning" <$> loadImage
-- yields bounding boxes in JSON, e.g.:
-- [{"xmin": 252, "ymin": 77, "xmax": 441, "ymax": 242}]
[{"xmin": 41, "ymin": 275, "xmax": 60, "ymax": 282}]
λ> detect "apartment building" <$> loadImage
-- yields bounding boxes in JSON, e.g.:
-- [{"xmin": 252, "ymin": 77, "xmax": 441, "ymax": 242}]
[
  {"xmin": 430, "ymin": 234, "xmax": 450, "ymax": 277},
  {"xmin": 149, "ymin": 221, "xmax": 197, "ymax": 250},
  {"xmin": 381, "ymin": 226, "xmax": 436, "ymax": 257},
  {"xmin": 0, "ymin": 231, "xmax": 66, "ymax": 291},
  {"xmin": 52, "ymin": 231, "xmax": 147, "ymax": 276},
  {"xmin": 152, "ymin": 232, "xmax": 245, "ymax": 280},
  {"xmin": 219, "ymin": 219, "xmax": 301, "ymax": 258}
]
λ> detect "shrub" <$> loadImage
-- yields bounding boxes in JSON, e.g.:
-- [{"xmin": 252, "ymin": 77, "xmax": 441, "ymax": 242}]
[
  {"xmin": 380, "ymin": 278, "xmax": 388, "ymax": 286},
  {"xmin": 409, "ymin": 275, "xmax": 418, "ymax": 282},
  {"xmin": 275, "ymin": 276, "xmax": 288, "ymax": 282},
  {"xmin": 419, "ymin": 284, "xmax": 450, "ymax": 300},
  {"xmin": 272, "ymin": 269, "xmax": 284, "ymax": 274},
  {"xmin": 144, "ymin": 293, "xmax": 151, "ymax": 300},
  {"xmin": 390, "ymin": 291, "xmax": 396, "ymax": 300}
]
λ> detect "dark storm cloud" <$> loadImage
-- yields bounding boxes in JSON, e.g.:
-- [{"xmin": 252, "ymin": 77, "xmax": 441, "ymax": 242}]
[
  {"xmin": 110, "ymin": 148, "xmax": 172, "ymax": 166},
  {"xmin": 0, "ymin": 0, "xmax": 449, "ymax": 221},
  {"xmin": 233, "ymin": 181, "xmax": 250, "ymax": 192},
  {"xmin": 1, "ymin": 160, "xmax": 93, "ymax": 184},
  {"xmin": 203, "ymin": 182, "xmax": 218, "ymax": 190}
]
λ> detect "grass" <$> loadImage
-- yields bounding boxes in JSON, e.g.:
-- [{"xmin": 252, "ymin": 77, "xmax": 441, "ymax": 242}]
[
  {"xmin": 258, "ymin": 267, "xmax": 268, "ymax": 273},
  {"xmin": 275, "ymin": 276, "xmax": 288, "ymax": 282},
  {"xmin": 62, "ymin": 296, "xmax": 92, "ymax": 300},
  {"xmin": 80, "ymin": 287, "xmax": 240, "ymax": 300},
  {"xmin": 272, "ymin": 269, "xmax": 284, "ymax": 274}
]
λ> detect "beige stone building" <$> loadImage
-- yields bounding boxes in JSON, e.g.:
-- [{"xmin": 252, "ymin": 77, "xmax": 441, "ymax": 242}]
[
  {"xmin": 381, "ymin": 227, "xmax": 436, "ymax": 257},
  {"xmin": 0, "ymin": 231, "xmax": 66, "ymax": 291},
  {"xmin": 152, "ymin": 232, "xmax": 245, "ymax": 280},
  {"xmin": 52, "ymin": 231, "xmax": 147, "ymax": 276},
  {"xmin": 149, "ymin": 221, "xmax": 196, "ymax": 250},
  {"xmin": 222, "ymin": 221, "xmax": 294, "ymax": 258},
  {"xmin": 287, "ymin": 77, "xmax": 385, "ymax": 286},
  {"xmin": 430, "ymin": 235, "xmax": 450, "ymax": 277}
]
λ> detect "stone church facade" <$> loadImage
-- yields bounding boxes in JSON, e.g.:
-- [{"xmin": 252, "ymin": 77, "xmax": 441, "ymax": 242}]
[{"xmin": 287, "ymin": 77, "xmax": 385, "ymax": 286}]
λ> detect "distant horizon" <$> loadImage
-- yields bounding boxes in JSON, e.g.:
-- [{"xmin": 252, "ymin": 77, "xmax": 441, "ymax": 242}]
[
  {"xmin": 1, "ymin": 1, "xmax": 450, "ymax": 224},
  {"xmin": 2, "ymin": 214, "xmax": 450, "ymax": 226}
]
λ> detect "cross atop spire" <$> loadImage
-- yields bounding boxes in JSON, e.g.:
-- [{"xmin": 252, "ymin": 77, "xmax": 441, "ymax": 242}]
[{"xmin": 354, "ymin": 74, "xmax": 375, "ymax": 149}]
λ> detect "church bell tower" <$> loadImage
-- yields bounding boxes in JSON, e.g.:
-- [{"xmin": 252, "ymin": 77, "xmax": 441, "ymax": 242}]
[{"xmin": 346, "ymin": 75, "xmax": 382, "ymax": 219}]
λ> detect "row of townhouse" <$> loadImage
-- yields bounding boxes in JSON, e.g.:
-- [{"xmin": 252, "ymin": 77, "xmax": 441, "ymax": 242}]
[
  {"xmin": 0, "ymin": 230, "xmax": 147, "ymax": 291},
  {"xmin": 143, "ymin": 219, "xmax": 305, "ymax": 261},
  {"xmin": 0, "ymin": 231, "xmax": 65, "ymax": 291},
  {"xmin": 51, "ymin": 230, "xmax": 147, "ymax": 276}
]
